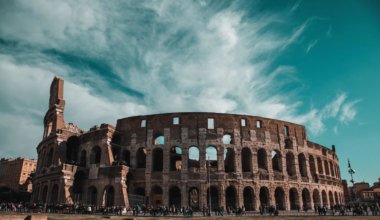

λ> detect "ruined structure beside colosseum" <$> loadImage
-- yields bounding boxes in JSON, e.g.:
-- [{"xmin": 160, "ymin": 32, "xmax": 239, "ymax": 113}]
[{"xmin": 31, "ymin": 77, "xmax": 344, "ymax": 211}]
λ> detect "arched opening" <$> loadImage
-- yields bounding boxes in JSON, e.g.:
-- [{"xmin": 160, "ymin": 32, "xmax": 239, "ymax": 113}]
[
  {"xmin": 274, "ymin": 187, "xmax": 286, "ymax": 210},
  {"xmin": 50, "ymin": 184, "xmax": 59, "ymax": 203},
  {"xmin": 328, "ymin": 191, "xmax": 334, "ymax": 206},
  {"xmin": 224, "ymin": 148, "xmax": 235, "ymax": 172},
  {"xmin": 259, "ymin": 187, "xmax": 270, "ymax": 208},
  {"xmin": 188, "ymin": 146, "xmax": 200, "ymax": 169},
  {"xmin": 112, "ymin": 134, "xmax": 121, "ymax": 145},
  {"xmin": 225, "ymin": 186, "xmax": 237, "ymax": 209},
  {"xmin": 302, "ymin": 188, "xmax": 311, "ymax": 210},
  {"xmin": 152, "ymin": 148, "xmax": 163, "ymax": 172},
  {"xmin": 206, "ymin": 146, "xmax": 218, "ymax": 169},
  {"xmin": 188, "ymin": 187, "xmax": 199, "ymax": 209},
  {"xmin": 289, "ymin": 188, "xmax": 299, "ymax": 210},
  {"xmin": 257, "ymin": 148, "xmax": 268, "ymax": 170},
  {"xmin": 154, "ymin": 135, "xmax": 164, "ymax": 145},
  {"xmin": 241, "ymin": 147, "xmax": 252, "ymax": 172},
  {"xmin": 321, "ymin": 190, "xmax": 327, "ymax": 207},
  {"xmin": 111, "ymin": 146, "xmax": 121, "ymax": 161},
  {"xmin": 169, "ymin": 186, "xmax": 181, "ymax": 208},
  {"xmin": 42, "ymin": 186, "xmax": 48, "ymax": 203},
  {"xmin": 222, "ymin": 134, "xmax": 233, "ymax": 144},
  {"xmin": 122, "ymin": 150, "xmax": 130, "ymax": 166},
  {"xmin": 66, "ymin": 136, "xmax": 80, "ymax": 163},
  {"xmin": 324, "ymin": 161, "xmax": 330, "ymax": 176},
  {"xmin": 73, "ymin": 171, "xmax": 87, "ymax": 203},
  {"xmin": 334, "ymin": 192, "xmax": 339, "ymax": 205},
  {"xmin": 125, "ymin": 172, "xmax": 133, "ymax": 193},
  {"xmin": 170, "ymin": 146, "xmax": 182, "ymax": 171},
  {"xmin": 284, "ymin": 138, "xmax": 293, "ymax": 149},
  {"xmin": 330, "ymin": 161, "xmax": 335, "ymax": 177},
  {"xmin": 309, "ymin": 155, "xmax": 316, "ymax": 179},
  {"xmin": 151, "ymin": 185, "xmax": 163, "ymax": 206},
  {"xmin": 47, "ymin": 148, "xmax": 54, "ymax": 167},
  {"xmin": 298, "ymin": 153, "xmax": 307, "ymax": 177},
  {"xmin": 207, "ymin": 186, "xmax": 219, "ymax": 210},
  {"xmin": 80, "ymin": 150, "xmax": 86, "ymax": 167},
  {"xmin": 272, "ymin": 150, "xmax": 282, "ymax": 172},
  {"xmin": 90, "ymin": 146, "xmax": 101, "ymax": 164},
  {"xmin": 286, "ymin": 152, "xmax": 296, "ymax": 177},
  {"xmin": 313, "ymin": 189, "xmax": 321, "ymax": 208},
  {"xmin": 317, "ymin": 158, "xmax": 323, "ymax": 174},
  {"xmin": 243, "ymin": 187, "xmax": 255, "ymax": 211},
  {"xmin": 87, "ymin": 186, "xmax": 98, "ymax": 205},
  {"xmin": 103, "ymin": 186, "xmax": 115, "ymax": 207},
  {"xmin": 135, "ymin": 187, "xmax": 145, "ymax": 197},
  {"xmin": 136, "ymin": 148, "xmax": 146, "ymax": 168}
]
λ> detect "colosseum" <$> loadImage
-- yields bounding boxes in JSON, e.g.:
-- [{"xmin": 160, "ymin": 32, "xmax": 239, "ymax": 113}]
[{"xmin": 31, "ymin": 77, "xmax": 344, "ymax": 211}]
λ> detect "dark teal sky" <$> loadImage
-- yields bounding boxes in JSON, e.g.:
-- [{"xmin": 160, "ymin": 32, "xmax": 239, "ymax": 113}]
[{"xmin": 0, "ymin": 0, "xmax": 379, "ymax": 185}]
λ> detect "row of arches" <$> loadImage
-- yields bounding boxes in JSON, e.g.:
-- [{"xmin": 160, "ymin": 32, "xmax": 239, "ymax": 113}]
[
  {"xmin": 128, "ymin": 146, "xmax": 339, "ymax": 180},
  {"xmin": 138, "ymin": 184, "xmax": 343, "ymax": 210}
]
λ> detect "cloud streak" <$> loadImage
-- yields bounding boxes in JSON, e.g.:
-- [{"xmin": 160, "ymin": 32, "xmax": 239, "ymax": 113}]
[{"xmin": 0, "ymin": 0, "xmax": 358, "ymax": 158}]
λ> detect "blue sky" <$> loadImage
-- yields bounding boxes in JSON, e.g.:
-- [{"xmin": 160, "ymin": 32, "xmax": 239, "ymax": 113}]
[{"xmin": 0, "ymin": 0, "xmax": 379, "ymax": 185}]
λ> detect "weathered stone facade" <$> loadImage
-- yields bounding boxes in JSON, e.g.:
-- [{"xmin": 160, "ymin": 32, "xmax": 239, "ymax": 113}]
[{"xmin": 32, "ymin": 77, "xmax": 344, "ymax": 210}]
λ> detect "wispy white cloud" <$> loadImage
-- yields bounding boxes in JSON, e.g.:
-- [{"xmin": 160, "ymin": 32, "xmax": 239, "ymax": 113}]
[
  {"xmin": 0, "ymin": 1, "xmax": 359, "ymax": 157},
  {"xmin": 306, "ymin": 39, "xmax": 319, "ymax": 53}
]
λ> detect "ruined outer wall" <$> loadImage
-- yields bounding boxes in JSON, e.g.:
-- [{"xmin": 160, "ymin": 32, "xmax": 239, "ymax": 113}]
[{"xmin": 116, "ymin": 112, "xmax": 343, "ymax": 210}]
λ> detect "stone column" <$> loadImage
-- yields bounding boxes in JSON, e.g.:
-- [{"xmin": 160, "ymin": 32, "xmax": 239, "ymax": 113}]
[
  {"xmin": 219, "ymin": 184, "xmax": 225, "ymax": 208},
  {"xmin": 181, "ymin": 184, "xmax": 188, "ymax": 208},
  {"xmin": 217, "ymin": 145, "xmax": 224, "ymax": 172}
]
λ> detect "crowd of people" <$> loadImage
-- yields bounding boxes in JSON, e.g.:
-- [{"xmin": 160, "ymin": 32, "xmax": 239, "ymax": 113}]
[{"xmin": 1, "ymin": 201, "xmax": 380, "ymax": 217}]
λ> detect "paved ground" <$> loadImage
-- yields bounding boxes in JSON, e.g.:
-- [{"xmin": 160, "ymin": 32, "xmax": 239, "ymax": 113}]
[{"xmin": 1, "ymin": 213, "xmax": 380, "ymax": 220}]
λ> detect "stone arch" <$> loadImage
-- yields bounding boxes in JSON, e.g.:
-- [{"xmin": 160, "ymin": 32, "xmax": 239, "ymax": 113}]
[
  {"xmin": 188, "ymin": 146, "xmax": 200, "ymax": 169},
  {"xmin": 222, "ymin": 133, "xmax": 233, "ymax": 144},
  {"xmin": 151, "ymin": 185, "xmax": 163, "ymax": 206},
  {"xmin": 272, "ymin": 150, "xmax": 282, "ymax": 172},
  {"xmin": 274, "ymin": 187, "xmax": 286, "ymax": 210},
  {"xmin": 224, "ymin": 148, "xmax": 235, "ymax": 172},
  {"xmin": 90, "ymin": 146, "xmax": 101, "ymax": 164},
  {"xmin": 79, "ymin": 150, "xmax": 86, "ymax": 167},
  {"xmin": 152, "ymin": 148, "xmax": 163, "ymax": 172},
  {"xmin": 136, "ymin": 148, "xmax": 146, "ymax": 168},
  {"xmin": 298, "ymin": 153, "xmax": 308, "ymax": 177},
  {"xmin": 46, "ymin": 148, "xmax": 54, "ymax": 167},
  {"xmin": 66, "ymin": 136, "xmax": 80, "ymax": 163},
  {"xmin": 286, "ymin": 152, "xmax": 296, "ymax": 177},
  {"xmin": 207, "ymin": 186, "xmax": 219, "ymax": 210},
  {"xmin": 309, "ymin": 155, "xmax": 316, "ymax": 178},
  {"xmin": 42, "ymin": 185, "xmax": 48, "ymax": 203},
  {"xmin": 317, "ymin": 157, "xmax": 323, "ymax": 174},
  {"xmin": 169, "ymin": 186, "xmax": 181, "ymax": 207},
  {"xmin": 284, "ymin": 138, "xmax": 293, "ymax": 149},
  {"xmin": 302, "ymin": 188, "xmax": 311, "ymax": 210},
  {"xmin": 122, "ymin": 149, "xmax": 130, "ymax": 166},
  {"xmin": 334, "ymin": 191, "xmax": 339, "ymax": 205},
  {"xmin": 50, "ymin": 184, "xmax": 59, "ymax": 203},
  {"xmin": 321, "ymin": 190, "xmax": 328, "ymax": 206},
  {"xmin": 241, "ymin": 147, "xmax": 252, "ymax": 172},
  {"xmin": 324, "ymin": 160, "xmax": 330, "ymax": 176},
  {"xmin": 170, "ymin": 146, "xmax": 182, "ymax": 171},
  {"xmin": 330, "ymin": 161, "xmax": 335, "ymax": 177},
  {"xmin": 259, "ymin": 186, "xmax": 270, "ymax": 208},
  {"xmin": 289, "ymin": 188, "xmax": 299, "ymax": 210},
  {"xmin": 103, "ymin": 185, "xmax": 115, "ymax": 207},
  {"xmin": 154, "ymin": 135, "xmax": 164, "ymax": 145},
  {"xmin": 87, "ymin": 186, "xmax": 98, "ymax": 205},
  {"xmin": 243, "ymin": 186, "xmax": 255, "ymax": 211},
  {"xmin": 206, "ymin": 146, "xmax": 218, "ymax": 168},
  {"xmin": 328, "ymin": 191, "xmax": 334, "ymax": 206},
  {"xmin": 225, "ymin": 185, "xmax": 237, "ymax": 209},
  {"xmin": 188, "ymin": 187, "xmax": 199, "ymax": 209},
  {"xmin": 313, "ymin": 189, "xmax": 321, "ymax": 207},
  {"xmin": 73, "ymin": 170, "xmax": 87, "ymax": 203},
  {"xmin": 257, "ymin": 148, "xmax": 268, "ymax": 171}
]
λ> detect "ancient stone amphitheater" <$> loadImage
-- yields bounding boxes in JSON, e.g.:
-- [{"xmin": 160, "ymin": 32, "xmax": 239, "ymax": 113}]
[{"xmin": 31, "ymin": 77, "xmax": 344, "ymax": 211}]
